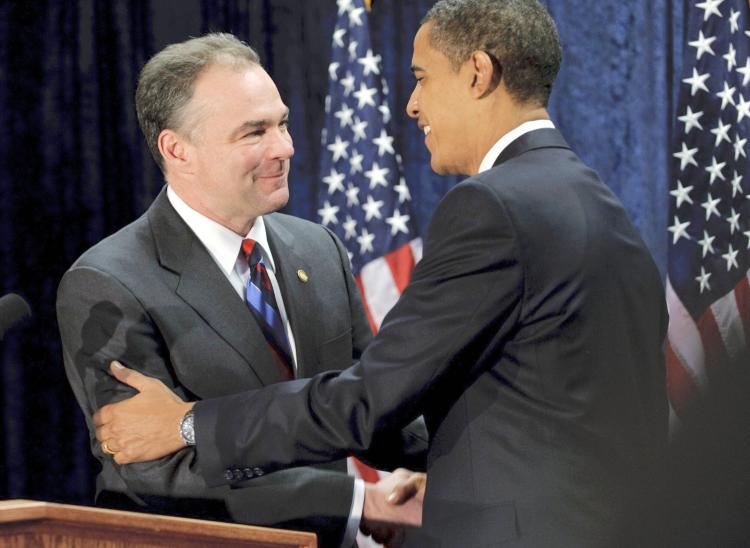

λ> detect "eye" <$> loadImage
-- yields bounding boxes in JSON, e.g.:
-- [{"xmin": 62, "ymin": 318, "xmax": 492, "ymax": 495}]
[{"xmin": 280, "ymin": 119, "xmax": 289, "ymax": 131}]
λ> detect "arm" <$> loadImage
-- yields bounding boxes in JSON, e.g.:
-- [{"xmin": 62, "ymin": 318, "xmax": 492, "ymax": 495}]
[
  {"xmin": 325, "ymin": 226, "xmax": 429, "ymax": 473},
  {"xmin": 94, "ymin": 181, "xmax": 520, "ymax": 480},
  {"xmin": 194, "ymin": 181, "xmax": 521, "ymax": 483},
  {"xmin": 57, "ymin": 265, "xmax": 358, "ymax": 543}
]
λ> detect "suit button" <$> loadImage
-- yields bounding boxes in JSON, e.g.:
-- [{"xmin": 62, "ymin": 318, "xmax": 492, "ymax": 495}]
[
  {"xmin": 243, "ymin": 467, "xmax": 255, "ymax": 479},
  {"xmin": 223, "ymin": 469, "xmax": 234, "ymax": 482},
  {"xmin": 253, "ymin": 467, "xmax": 264, "ymax": 477}
]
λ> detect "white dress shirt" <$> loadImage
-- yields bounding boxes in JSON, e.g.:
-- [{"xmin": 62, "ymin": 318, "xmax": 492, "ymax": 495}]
[
  {"xmin": 166, "ymin": 186, "xmax": 298, "ymax": 369},
  {"xmin": 478, "ymin": 119, "xmax": 556, "ymax": 174},
  {"xmin": 166, "ymin": 186, "xmax": 364, "ymax": 546}
]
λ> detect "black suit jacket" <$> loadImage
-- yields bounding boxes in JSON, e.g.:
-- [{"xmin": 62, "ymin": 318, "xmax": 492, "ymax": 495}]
[
  {"xmin": 57, "ymin": 188, "xmax": 426, "ymax": 546},
  {"xmin": 193, "ymin": 129, "xmax": 668, "ymax": 547}
]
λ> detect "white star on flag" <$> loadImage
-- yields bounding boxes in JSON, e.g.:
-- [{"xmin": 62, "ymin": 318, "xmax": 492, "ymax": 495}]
[
  {"xmin": 372, "ymin": 129, "xmax": 395, "ymax": 156},
  {"xmin": 696, "ymin": 0, "xmax": 725, "ymax": 21},
  {"xmin": 345, "ymin": 183, "xmax": 360, "ymax": 206},
  {"xmin": 673, "ymin": 142, "xmax": 699, "ymax": 170},
  {"xmin": 709, "ymin": 118, "xmax": 730, "ymax": 145},
  {"xmin": 701, "ymin": 193, "xmax": 721, "ymax": 219},
  {"xmin": 385, "ymin": 209, "xmax": 410, "ymax": 235},
  {"xmin": 318, "ymin": 200, "xmax": 340, "ymax": 226},
  {"xmin": 365, "ymin": 162, "xmax": 390, "ymax": 189},
  {"xmin": 670, "ymin": 180, "xmax": 694, "ymax": 207},
  {"xmin": 698, "ymin": 230, "xmax": 716, "ymax": 257},
  {"xmin": 327, "ymin": 135, "xmax": 349, "ymax": 161},
  {"xmin": 668, "ymin": 215, "xmax": 691, "ymax": 243},
  {"xmin": 323, "ymin": 168, "xmax": 346, "ymax": 195},
  {"xmin": 737, "ymin": 57, "xmax": 750, "ymax": 86},
  {"xmin": 358, "ymin": 49, "xmax": 381, "ymax": 76},
  {"xmin": 705, "ymin": 156, "xmax": 726, "ymax": 183},
  {"xmin": 716, "ymin": 82, "xmax": 735, "ymax": 109},
  {"xmin": 689, "ymin": 30, "xmax": 716, "ymax": 59},
  {"xmin": 683, "ymin": 67, "xmax": 710, "ymax": 95},
  {"xmin": 343, "ymin": 215, "xmax": 357, "ymax": 240},
  {"xmin": 362, "ymin": 195, "xmax": 384, "ymax": 221},
  {"xmin": 353, "ymin": 82, "xmax": 377, "ymax": 108},
  {"xmin": 721, "ymin": 243, "xmax": 739, "ymax": 270},
  {"xmin": 679, "ymin": 105, "xmax": 704, "ymax": 133},
  {"xmin": 357, "ymin": 227, "xmax": 375, "ymax": 253}
]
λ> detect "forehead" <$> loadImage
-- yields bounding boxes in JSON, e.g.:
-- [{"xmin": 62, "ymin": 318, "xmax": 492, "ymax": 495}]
[
  {"xmin": 411, "ymin": 23, "xmax": 451, "ymax": 71},
  {"xmin": 190, "ymin": 63, "xmax": 286, "ymax": 117}
]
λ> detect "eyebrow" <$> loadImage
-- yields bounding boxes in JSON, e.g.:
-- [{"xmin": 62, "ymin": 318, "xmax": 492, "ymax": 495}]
[
  {"xmin": 231, "ymin": 108, "xmax": 290, "ymax": 138},
  {"xmin": 410, "ymin": 64, "xmax": 425, "ymax": 74}
]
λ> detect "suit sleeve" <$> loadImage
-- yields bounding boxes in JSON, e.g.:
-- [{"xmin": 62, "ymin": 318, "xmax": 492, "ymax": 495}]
[
  {"xmin": 195, "ymin": 180, "xmax": 522, "ymax": 485},
  {"xmin": 56, "ymin": 265, "xmax": 355, "ymax": 546},
  {"xmin": 325, "ymin": 225, "xmax": 429, "ymax": 472}
]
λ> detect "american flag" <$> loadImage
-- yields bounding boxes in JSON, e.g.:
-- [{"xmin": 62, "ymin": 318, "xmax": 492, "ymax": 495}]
[
  {"xmin": 666, "ymin": 0, "xmax": 750, "ymax": 419},
  {"xmin": 318, "ymin": 0, "xmax": 422, "ymax": 335},
  {"xmin": 318, "ymin": 1, "xmax": 422, "ymax": 543}
]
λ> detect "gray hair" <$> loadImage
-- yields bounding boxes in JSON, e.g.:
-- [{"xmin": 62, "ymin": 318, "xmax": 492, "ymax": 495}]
[
  {"xmin": 135, "ymin": 32, "xmax": 261, "ymax": 172},
  {"xmin": 422, "ymin": 0, "xmax": 561, "ymax": 106}
]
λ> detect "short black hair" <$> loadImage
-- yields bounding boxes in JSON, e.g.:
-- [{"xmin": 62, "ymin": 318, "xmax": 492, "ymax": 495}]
[{"xmin": 422, "ymin": 0, "xmax": 562, "ymax": 106}]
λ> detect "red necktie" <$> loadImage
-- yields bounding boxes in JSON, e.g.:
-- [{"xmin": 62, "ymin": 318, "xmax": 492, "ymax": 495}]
[{"xmin": 242, "ymin": 239, "xmax": 294, "ymax": 381}]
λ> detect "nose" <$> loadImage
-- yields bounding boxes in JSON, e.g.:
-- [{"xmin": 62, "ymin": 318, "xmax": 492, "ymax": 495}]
[
  {"xmin": 406, "ymin": 85, "xmax": 419, "ymax": 119},
  {"xmin": 269, "ymin": 128, "xmax": 295, "ymax": 161}
]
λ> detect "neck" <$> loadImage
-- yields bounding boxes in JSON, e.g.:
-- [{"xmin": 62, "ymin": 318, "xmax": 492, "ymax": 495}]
[
  {"xmin": 469, "ymin": 104, "xmax": 550, "ymax": 175},
  {"xmin": 167, "ymin": 181, "xmax": 256, "ymax": 236}
]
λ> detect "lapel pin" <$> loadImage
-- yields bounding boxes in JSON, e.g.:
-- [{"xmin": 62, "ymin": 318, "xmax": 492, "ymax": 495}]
[{"xmin": 297, "ymin": 269, "xmax": 309, "ymax": 283}]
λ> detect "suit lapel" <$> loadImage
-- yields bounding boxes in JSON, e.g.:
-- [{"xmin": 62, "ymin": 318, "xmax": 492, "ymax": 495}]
[
  {"xmin": 493, "ymin": 127, "xmax": 571, "ymax": 167},
  {"xmin": 265, "ymin": 215, "xmax": 318, "ymax": 379},
  {"xmin": 147, "ymin": 188, "xmax": 281, "ymax": 387}
]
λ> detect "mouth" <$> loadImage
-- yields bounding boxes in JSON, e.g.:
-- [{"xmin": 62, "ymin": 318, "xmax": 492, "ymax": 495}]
[
  {"xmin": 420, "ymin": 125, "xmax": 431, "ymax": 136},
  {"xmin": 257, "ymin": 173, "xmax": 285, "ymax": 179}
]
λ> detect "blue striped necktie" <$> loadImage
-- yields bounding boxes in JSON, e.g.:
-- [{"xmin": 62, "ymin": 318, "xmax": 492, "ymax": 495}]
[{"xmin": 242, "ymin": 239, "xmax": 294, "ymax": 381}]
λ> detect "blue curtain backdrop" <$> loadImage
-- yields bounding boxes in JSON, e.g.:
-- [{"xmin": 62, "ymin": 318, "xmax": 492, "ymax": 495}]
[{"xmin": 0, "ymin": 0, "xmax": 685, "ymax": 504}]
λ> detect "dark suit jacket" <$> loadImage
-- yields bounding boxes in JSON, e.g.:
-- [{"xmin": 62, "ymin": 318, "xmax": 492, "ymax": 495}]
[
  {"xmin": 57, "ymin": 188, "xmax": 426, "ymax": 547},
  {"xmin": 194, "ymin": 129, "xmax": 668, "ymax": 547}
]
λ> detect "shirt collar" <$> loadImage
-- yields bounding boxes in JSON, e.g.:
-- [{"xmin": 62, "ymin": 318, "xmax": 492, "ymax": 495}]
[
  {"xmin": 166, "ymin": 185, "xmax": 275, "ymax": 276},
  {"xmin": 477, "ymin": 119, "xmax": 556, "ymax": 174}
]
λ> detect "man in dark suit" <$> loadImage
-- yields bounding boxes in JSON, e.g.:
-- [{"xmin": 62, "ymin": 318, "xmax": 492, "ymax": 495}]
[
  {"xmin": 94, "ymin": 2, "xmax": 668, "ymax": 546},
  {"xmin": 58, "ymin": 33, "xmax": 425, "ymax": 548}
]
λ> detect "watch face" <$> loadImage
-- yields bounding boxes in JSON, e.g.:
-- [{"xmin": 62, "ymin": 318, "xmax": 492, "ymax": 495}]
[{"xmin": 180, "ymin": 410, "xmax": 196, "ymax": 446}]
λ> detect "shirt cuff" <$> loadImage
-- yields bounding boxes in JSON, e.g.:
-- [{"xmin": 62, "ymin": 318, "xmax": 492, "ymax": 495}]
[{"xmin": 340, "ymin": 478, "xmax": 365, "ymax": 547}]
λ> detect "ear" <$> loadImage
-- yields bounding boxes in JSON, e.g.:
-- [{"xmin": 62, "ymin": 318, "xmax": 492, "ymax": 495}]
[
  {"xmin": 158, "ymin": 129, "xmax": 192, "ymax": 175},
  {"xmin": 468, "ymin": 50, "xmax": 501, "ymax": 99}
]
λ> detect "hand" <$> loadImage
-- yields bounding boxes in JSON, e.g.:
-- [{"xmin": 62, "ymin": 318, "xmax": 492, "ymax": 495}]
[
  {"xmin": 360, "ymin": 468, "xmax": 425, "ymax": 547},
  {"xmin": 93, "ymin": 361, "xmax": 194, "ymax": 465}
]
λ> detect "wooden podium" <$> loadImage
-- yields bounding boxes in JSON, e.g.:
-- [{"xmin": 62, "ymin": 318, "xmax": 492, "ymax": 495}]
[{"xmin": 0, "ymin": 499, "xmax": 317, "ymax": 547}]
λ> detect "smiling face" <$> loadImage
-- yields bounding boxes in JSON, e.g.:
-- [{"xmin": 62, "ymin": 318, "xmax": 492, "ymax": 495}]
[
  {"xmin": 407, "ymin": 23, "xmax": 476, "ymax": 176},
  {"xmin": 170, "ymin": 62, "xmax": 294, "ymax": 234}
]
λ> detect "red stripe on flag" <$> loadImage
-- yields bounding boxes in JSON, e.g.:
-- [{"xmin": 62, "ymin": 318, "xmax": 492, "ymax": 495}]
[
  {"xmin": 355, "ymin": 274, "xmax": 378, "ymax": 335},
  {"xmin": 697, "ymin": 308, "xmax": 730, "ymax": 380},
  {"xmin": 384, "ymin": 243, "xmax": 415, "ymax": 293},
  {"xmin": 665, "ymin": 339, "xmax": 698, "ymax": 417},
  {"xmin": 352, "ymin": 457, "xmax": 380, "ymax": 483},
  {"xmin": 734, "ymin": 276, "xmax": 750, "ymax": 346}
]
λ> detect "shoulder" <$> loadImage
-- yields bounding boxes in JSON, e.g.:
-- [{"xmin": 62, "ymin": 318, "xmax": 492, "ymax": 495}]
[
  {"xmin": 71, "ymin": 214, "xmax": 152, "ymax": 271},
  {"xmin": 265, "ymin": 212, "xmax": 344, "ymax": 251}
]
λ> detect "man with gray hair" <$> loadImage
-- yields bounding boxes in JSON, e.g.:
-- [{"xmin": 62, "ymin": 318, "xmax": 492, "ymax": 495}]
[
  {"xmin": 57, "ymin": 32, "xmax": 426, "ymax": 547},
  {"xmin": 94, "ymin": 2, "xmax": 668, "ymax": 546}
]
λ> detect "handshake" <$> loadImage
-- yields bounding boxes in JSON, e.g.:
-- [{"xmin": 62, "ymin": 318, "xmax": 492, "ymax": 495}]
[{"xmin": 361, "ymin": 467, "xmax": 425, "ymax": 546}]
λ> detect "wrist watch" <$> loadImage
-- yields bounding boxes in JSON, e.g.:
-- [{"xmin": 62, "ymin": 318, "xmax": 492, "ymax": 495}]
[{"xmin": 179, "ymin": 408, "xmax": 196, "ymax": 446}]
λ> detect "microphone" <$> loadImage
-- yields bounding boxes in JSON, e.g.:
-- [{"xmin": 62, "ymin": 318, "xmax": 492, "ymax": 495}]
[{"xmin": 0, "ymin": 293, "xmax": 32, "ymax": 341}]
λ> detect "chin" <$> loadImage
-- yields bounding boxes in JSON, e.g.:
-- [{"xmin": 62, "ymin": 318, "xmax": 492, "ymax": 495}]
[
  {"xmin": 429, "ymin": 158, "xmax": 455, "ymax": 176},
  {"xmin": 269, "ymin": 187, "xmax": 290, "ymax": 211}
]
